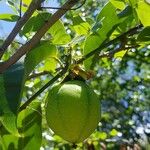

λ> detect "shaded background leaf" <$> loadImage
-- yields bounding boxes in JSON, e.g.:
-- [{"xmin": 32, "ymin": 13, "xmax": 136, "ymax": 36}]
[{"xmin": 0, "ymin": 63, "xmax": 24, "ymax": 134}]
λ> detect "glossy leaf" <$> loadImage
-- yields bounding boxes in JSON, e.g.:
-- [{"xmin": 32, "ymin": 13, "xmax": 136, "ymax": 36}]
[
  {"xmin": 95, "ymin": 132, "xmax": 107, "ymax": 140},
  {"xmin": 0, "ymin": 63, "xmax": 24, "ymax": 134},
  {"xmin": 21, "ymin": 12, "xmax": 52, "ymax": 37},
  {"xmin": 114, "ymin": 50, "xmax": 127, "ymax": 60},
  {"xmin": 71, "ymin": 15, "xmax": 91, "ymax": 35},
  {"xmin": 43, "ymin": 58, "xmax": 57, "ymax": 73},
  {"xmin": 110, "ymin": 0, "xmax": 125, "ymax": 10},
  {"xmin": 22, "ymin": 0, "xmax": 32, "ymax": 6},
  {"xmin": 110, "ymin": 129, "xmax": 118, "ymax": 136},
  {"xmin": 136, "ymin": 1, "xmax": 150, "ymax": 26},
  {"xmin": 48, "ymin": 20, "xmax": 71, "ymax": 45},
  {"xmin": 0, "ymin": 14, "xmax": 19, "ymax": 22},
  {"xmin": 84, "ymin": 2, "xmax": 131, "ymax": 68},
  {"xmin": 24, "ymin": 41, "xmax": 57, "ymax": 77},
  {"xmin": 17, "ymin": 101, "xmax": 42, "ymax": 150},
  {"xmin": 1, "ymin": 101, "xmax": 42, "ymax": 150},
  {"xmin": 21, "ymin": 12, "xmax": 70, "ymax": 45}
]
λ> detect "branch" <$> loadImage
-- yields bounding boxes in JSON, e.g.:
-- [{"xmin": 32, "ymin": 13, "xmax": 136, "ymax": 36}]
[
  {"xmin": 0, "ymin": 0, "xmax": 79, "ymax": 73},
  {"xmin": 76, "ymin": 24, "xmax": 143, "ymax": 64},
  {"xmin": 0, "ymin": 0, "xmax": 43, "ymax": 59}
]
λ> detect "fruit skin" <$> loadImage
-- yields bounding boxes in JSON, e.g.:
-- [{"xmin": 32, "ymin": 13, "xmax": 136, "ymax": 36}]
[{"xmin": 45, "ymin": 80, "xmax": 100, "ymax": 143}]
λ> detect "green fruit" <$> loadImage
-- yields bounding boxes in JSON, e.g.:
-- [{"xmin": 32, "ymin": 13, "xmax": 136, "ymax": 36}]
[{"xmin": 45, "ymin": 80, "xmax": 100, "ymax": 143}]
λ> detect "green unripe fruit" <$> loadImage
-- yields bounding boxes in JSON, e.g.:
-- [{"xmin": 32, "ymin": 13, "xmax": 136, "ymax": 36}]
[{"xmin": 45, "ymin": 80, "xmax": 100, "ymax": 143}]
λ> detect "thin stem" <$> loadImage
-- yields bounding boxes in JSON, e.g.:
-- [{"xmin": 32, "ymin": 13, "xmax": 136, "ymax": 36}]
[
  {"xmin": 40, "ymin": 0, "xmax": 86, "ymax": 10},
  {"xmin": 77, "ymin": 24, "xmax": 143, "ymax": 64},
  {"xmin": 99, "ymin": 45, "xmax": 139, "ymax": 58},
  {"xmin": 19, "ymin": 0, "xmax": 22, "ymax": 18},
  {"xmin": 27, "ymin": 71, "xmax": 52, "ymax": 80}
]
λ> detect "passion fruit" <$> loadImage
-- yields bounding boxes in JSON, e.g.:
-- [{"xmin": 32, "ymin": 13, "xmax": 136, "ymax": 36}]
[{"xmin": 45, "ymin": 80, "xmax": 100, "ymax": 143}]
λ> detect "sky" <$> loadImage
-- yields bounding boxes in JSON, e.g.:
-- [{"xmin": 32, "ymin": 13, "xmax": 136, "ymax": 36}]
[
  {"xmin": 0, "ymin": 0, "xmax": 15, "ymax": 37},
  {"xmin": 0, "ymin": 0, "xmax": 59, "ymax": 38}
]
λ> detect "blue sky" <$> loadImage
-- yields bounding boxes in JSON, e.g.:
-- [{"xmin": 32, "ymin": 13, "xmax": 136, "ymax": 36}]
[
  {"xmin": 0, "ymin": 0, "xmax": 15, "ymax": 37},
  {"xmin": 0, "ymin": 0, "xmax": 59, "ymax": 38}
]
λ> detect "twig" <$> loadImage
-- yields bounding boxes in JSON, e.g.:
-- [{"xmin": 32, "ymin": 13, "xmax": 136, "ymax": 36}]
[
  {"xmin": 27, "ymin": 71, "xmax": 52, "ymax": 80},
  {"xmin": 13, "ymin": 40, "xmax": 24, "ymax": 45},
  {"xmin": 76, "ymin": 24, "xmax": 143, "ymax": 64},
  {"xmin": 40, "ymin": 0, "xmax": 86, "ymax": 10},
  {"xmin": 90, "ymin": 37, "xmax": 127, "ymax": 69},
  {"xmin": 99, "ymin": 45, "xmax": 139, "ymax": 59},
  {"xmin": 19, "ymin": 0, "xmax": 22, "ymax": 18},
  {"xmin": 0, "ymin": 0, "xmax": 43, "ymax": 59},
  {"xmin": 0, "ymin": 0, "xmax": 79, "ymax": 73}
]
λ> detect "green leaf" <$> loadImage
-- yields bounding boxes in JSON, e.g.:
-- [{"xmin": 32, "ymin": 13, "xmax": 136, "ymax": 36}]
[
  {"xmin": 24, "ymin": 41, "xmax": 57, "ymax": 77},
  {"xmin": 71, "ymin": 16, "xmax": 91, "ymax": 35},
  {"xmin": 110, "ymin": 0, "xmax": 126, "ymax": 10},
  {"xmin": 0, "ymin": 134, "xmax": 18, "ymax": 150},
  {"xmin": 43, "ymin": 58, "xmax": 57, "ymax": 73},
  {"xmin": 136, "ymin": 1, "xmax": 150, "ymax": 26},
  {"xmin": 95, "ymin": 132, "xmax": 107, "ymax": 140},
  {"xmin": 101, "ymin": 58, "xmax": 111, "ymax": 69},
  {"xmin": 114, "ymin": 50, "xmax": 127, "ymax": 60},
  {"xmin": 110, "ymin": 129, "xmax": 118, "ymax": 136},
  {"xmin": 83, "ymin": 33, "xmax": 101, "ymax": 55},
  {"xmin": 83, "ymin": 2, "xmax": 119, "ymax": 68},
  {"xmin": 21, "ymin": 12, "xmax": 70, "ymax": 45},
  {"xmin": 0, "ymin": 14, "xmax": 19, "ymax": 22},
  {"xmin": 1, "ymin": 101, "xmax": 42, "ymax": 150},
  {"xmin": 22, "ymin": 0, "xmax": 32, "ymax": 6},
  {"xmin": 17, "ymin": 101, "xmax": 42, "ymax": 150},
  {"xmin": 83, "ymin": 34, "xmax": 101, "ymax": 68},
  {"xmin": 0, "ymin": 63, "xmax": 24, "ymax": 135},
  {"xmin": 21, "ymin": 12, "xmax": 52, "ymax": 37},
  {"xmin": 118, "ymin": 5, "xmax": 133, "ymax": 18},
  {"xmin": 137, "ymin": 26, "xmax": 150, "ymax": 42},
  {"xmin": 48, "ymin": 20, "xmax": 71, "ymax": 45},
  {"xmin": 116, "ymin": 7, "xmax": 135, "ymax": 33},
  {"xmin": 83, "ymin": 3, "xmax": 133, "ymax": 69}
]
